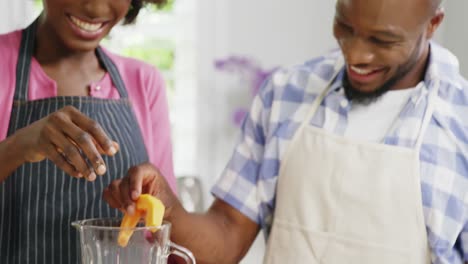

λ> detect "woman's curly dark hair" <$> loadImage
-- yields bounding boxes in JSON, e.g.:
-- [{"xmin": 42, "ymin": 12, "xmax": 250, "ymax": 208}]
[{"xmin": 124, "ymin": 0, "xmax": 167, "ymax": 25}]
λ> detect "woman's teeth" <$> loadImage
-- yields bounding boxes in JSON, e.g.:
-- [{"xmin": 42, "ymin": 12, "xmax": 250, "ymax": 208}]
[
  {"xmin": 350, "ymin": 65, "xmax": 377, "ymax": 75},
  {"xmin": 70, "ymin": 16, "xmax": 103, "ymax": 32}
]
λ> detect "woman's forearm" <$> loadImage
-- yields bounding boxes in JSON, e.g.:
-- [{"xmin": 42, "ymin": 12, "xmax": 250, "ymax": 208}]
[{"xmin": 0, "ymin": 134, "xmax": 26, "ymax": 183}]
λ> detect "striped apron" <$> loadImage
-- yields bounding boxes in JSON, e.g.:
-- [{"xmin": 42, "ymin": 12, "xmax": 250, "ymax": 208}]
[{"xmin": 0, "ymin": 20, "xmax": 149, "ymax": 263}]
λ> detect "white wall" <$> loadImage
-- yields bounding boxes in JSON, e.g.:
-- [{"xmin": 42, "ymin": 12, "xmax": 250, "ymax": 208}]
[
  {"xmin": 0, "ymin": 0, "xmax": 37, "ymax": 34},
  {"xmin": 225, "ymin": 0, "xmax": 337, "ymax": 67},
  {"xmin": 438, "ymin": 0, "xmax": 468, "ymax": 77}
]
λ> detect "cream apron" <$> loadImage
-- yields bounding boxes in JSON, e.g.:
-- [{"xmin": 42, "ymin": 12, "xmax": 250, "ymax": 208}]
[{"xmin": 263, "ymin": 68, "xmax": 438, "ymax": 263}]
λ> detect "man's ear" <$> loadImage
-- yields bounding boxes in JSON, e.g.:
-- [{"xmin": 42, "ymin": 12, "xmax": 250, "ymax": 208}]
[{"xmin": 426, "ymin": 8, "xmax": 445, "ymax": 39}]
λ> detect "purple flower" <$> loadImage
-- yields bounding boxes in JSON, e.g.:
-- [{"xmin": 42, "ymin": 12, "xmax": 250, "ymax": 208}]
[{"xmin": 215, "ymin": 56, "xmax": 277, "ymax": 127}]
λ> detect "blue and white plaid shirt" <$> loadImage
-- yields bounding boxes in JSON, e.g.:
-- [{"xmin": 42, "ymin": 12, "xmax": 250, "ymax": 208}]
[{"xmin": 212, "ymin": 43, "xmax": 468, "ymax": 263}]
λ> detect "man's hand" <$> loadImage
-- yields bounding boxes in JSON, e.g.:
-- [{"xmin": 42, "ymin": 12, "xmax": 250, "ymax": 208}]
[
  {"xmin": 12, "ymin": 105, "xmax": 118, "ymax": 180},
  {"xmin": 103, "ymin": 162, "xmax": 181, "ymax": 217},
  {"xmin": 103, "ymin": 162, "xmax": 260, "ymax": 264}
]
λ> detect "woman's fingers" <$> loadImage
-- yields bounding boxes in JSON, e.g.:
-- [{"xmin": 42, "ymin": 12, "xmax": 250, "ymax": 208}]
[
  {"xmin": 47, "ymin": 106, "xmax": 121, "ymax": 179},
  {"xmin": 42, "ymin": 142, "xmax": 82, "ymax": 178},
  {"xmin": 60, "ymin": 122, "xmax": 107, "ymax": 176},
  {"xmin": 65, "ymin": 106, "xmax": 118, "ymax": 156},
  {"xmin": 47, "ymin": 127, "xmax": 95, "ymax": 180}
]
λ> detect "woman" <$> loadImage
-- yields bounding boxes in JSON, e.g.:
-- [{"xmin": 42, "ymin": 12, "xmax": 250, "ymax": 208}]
[{"xmin": 0, "ymin": 0, "xmax": 176, "ymax": 263}]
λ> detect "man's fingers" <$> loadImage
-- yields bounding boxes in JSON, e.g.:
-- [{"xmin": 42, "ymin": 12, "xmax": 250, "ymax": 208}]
[
  {"xmin": 103, "ymin": 163, "xmax": 169, "ymax": 217},
  {"xmin": 119, "ymin": 178, "xmax": 136, "ymax": 215},
  {"xmin": 128, "ymin": 170, "xmax": 145, "ymax": 201},
  {"xmin": 109, "ymin": 180, "xmax": 125, "ymax": 209},
  {"xmin": 127, "ymin": 163, "xmax": 161, "ymax": 199},
  {"xmin": 103, "ymin": 188, "xmax": 121, "ymax": 209}
]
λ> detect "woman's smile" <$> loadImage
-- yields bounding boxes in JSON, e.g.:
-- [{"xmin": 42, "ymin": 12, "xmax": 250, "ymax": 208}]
[{"xmin": 67, "ymin": 14, "xmax": 109, "ymax": 40}]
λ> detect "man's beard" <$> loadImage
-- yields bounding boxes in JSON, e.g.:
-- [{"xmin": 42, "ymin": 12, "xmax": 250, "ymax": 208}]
[
  {"xmin": 342, "ymin": 37, "xmax": 424, "ymax": 105},
  {"xmin": 342, "ymin": 67, "xmax": 406, "ymax": 105}
]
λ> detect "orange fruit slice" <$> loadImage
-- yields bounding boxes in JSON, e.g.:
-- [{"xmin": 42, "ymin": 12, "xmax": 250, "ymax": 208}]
[
  {"xmin": 117, "ymin": 194, "xmax": 165, "ymax": 247},
  {"xmin": 117, "ymin": 209, "xmax": 143, "ymax": 247},
  {"xmin": 136, "ymin": 194, "xmax": 165, "ymax": 232}
]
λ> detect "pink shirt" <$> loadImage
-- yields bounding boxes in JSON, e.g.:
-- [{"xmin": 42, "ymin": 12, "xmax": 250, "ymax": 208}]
[{"xmin": 0, "ymin": 30, "xmax": 176, "ymax": 192}]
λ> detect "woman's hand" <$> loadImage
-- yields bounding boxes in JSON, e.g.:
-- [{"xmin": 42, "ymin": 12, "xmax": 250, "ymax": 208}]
[
  {"xmin": 103, "ymin": 162, "xmax": 181, "ymax": 218},
  {"xmin": 13, "ymin": 105, "xmax": 119, "ymax": 180}
]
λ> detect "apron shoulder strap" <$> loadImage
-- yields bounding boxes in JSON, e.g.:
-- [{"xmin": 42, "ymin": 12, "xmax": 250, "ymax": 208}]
[
  {"xmin": 96, "ymin": 47, "xmax": 129, "ymax": 98},
  {"xmin": 14, "ymin": 19, "xmax": 38, "ymax": 101}
]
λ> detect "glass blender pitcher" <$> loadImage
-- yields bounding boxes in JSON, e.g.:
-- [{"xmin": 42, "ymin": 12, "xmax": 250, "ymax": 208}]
[{"xmin": 72, "ymin": 218, "xmax": 196, "ymax": 264}]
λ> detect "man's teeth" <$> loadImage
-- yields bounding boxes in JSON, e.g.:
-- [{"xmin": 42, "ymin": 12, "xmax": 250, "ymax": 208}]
[
  {"xmin": 350, "ymin": 66, "xmax": 376, "ymax": 75},
  {"xmin": 70, "ymin": 16, "xmax": 103, "ymax": 32}
]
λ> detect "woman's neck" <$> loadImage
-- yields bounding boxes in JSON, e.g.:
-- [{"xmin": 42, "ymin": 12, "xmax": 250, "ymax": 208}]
[
  {"xmin": 32, "ymin": 16, "xmax": 107, "ymax": 96},
  {"xmin": 34, "ymin": 16, "xmax": 99, "ymax": 69}
]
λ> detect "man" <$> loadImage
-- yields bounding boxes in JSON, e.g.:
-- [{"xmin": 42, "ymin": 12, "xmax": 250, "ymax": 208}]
[{"xmin": 104, "ymin": 0, "xmax": 468, "ymax": 263}]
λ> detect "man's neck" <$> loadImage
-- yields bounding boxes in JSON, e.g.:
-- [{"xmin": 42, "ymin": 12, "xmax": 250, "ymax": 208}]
[{"xmin": 391, "ymin": 43, "xmax": 431, "ymax": 91}]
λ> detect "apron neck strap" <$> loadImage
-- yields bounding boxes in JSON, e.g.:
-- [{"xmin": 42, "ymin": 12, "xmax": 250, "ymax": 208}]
[
  {"xmin": 414, "ymin": 80, "xmax": 440, "ymax": 149},
  {"xmin": 15, "ymin": 19, "xmax": 129, "ymax": 101},
  {"xmin": 299, "ymin": 67, "xmax": 342, "ymax": 131}
]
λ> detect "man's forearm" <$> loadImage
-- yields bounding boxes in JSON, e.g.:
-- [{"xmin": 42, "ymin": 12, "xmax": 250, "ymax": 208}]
[
  {"xmin": 168, "ymin": 202, "xmax": 258, "ymax": 264},
  {"xmin": 169, "ymin": 211, "xmax": 241, "ymax": 263},
  {"xmin": 0, "ymin": 135, "xmax": 25, "ymax": 183}
]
